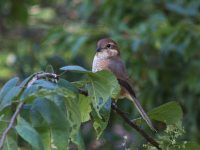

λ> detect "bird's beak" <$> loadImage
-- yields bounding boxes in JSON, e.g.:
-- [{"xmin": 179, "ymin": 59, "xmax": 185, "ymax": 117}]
[{"xmin": 96, "ymin": 47, "xmax": 102, "ymax": 52}]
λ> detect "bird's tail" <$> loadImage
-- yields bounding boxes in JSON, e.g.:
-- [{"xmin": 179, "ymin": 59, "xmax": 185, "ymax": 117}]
[
  {"xmin": 118, "ymin": 79, "xmax": 156, "ymax": 131},
  {"xmin": 127, "ymin": 94, "xmax": 156, "ymax": 131}
]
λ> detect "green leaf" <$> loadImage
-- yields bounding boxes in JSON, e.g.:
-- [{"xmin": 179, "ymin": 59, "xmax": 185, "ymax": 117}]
[
  {"xmin": 58, "ymin": 79, "xmax": 78, "ymax": 93},
  {"xmin": 0, "ymin": 77, "xmax": 19, "ymax": 100},
  {"xmin": 38, "ymin": 130, "xmax": 51, "ymax": 150},
  {"xmin": 60, "ymin": 65, "xmax": 89, "ymax": 73},
  {"xmin": 91, "ymin": 99, "xmax": 111, "ymax": 138},
  {"xmin": 45, "ymin": 65, "xmax": 54, "ymax": 73},
  {"xmin": 33, "ymin": 80, "xmax": 56, "ymax": 89},
  {"xmin": 78, "ymin": 94, "xmax": 92, "ymax": 122},
  {"xmin": 31, "ymin": 98, "xmax": 69, "ymax": 129},
  {"xmin": 0, "ymin": 86, "xmax": 21, "ymax": 111},
  {"xmin": 15, "ymin": 117, "xmax": 44, "ymax": 150},
  {"xmin": 148, "ymin": 101, "xmax": 183, "ymax": 125},
  {"xmin": 3, "ymin": 136, "xmax": 18, "ymax": 150},
  {"xmin": 64, "ymin": 96, "xmax": 81, "ymax": 138},
  {"xmin": 87, "ymin": 71, "xmax": 120, "ymax": 116},
  {"xmin": 30, "ymin": 98, "xmax": 70, "ymax": 149},
  {"xmin": 71, "ymin": 130, "xmax": 86, "ymax": 150}
]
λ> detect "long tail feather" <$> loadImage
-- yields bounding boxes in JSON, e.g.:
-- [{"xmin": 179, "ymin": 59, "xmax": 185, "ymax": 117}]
[
  {"xmin": 127, "ymin": 94, "xmax": 156, "ymax": 131},
  {"xmin": 118, "ymin": 79, "xmax": 156, "ymax": 131}
]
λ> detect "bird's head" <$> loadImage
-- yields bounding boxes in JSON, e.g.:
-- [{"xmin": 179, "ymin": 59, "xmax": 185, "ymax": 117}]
[{"xmin": 95, "ymin": 38, "xmax": 120, "ymax": 59}]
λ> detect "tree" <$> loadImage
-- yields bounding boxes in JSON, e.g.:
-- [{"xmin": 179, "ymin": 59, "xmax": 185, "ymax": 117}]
[{"xmin": 0, "ymin": 0, "xmax": 200, "ymax": 149}]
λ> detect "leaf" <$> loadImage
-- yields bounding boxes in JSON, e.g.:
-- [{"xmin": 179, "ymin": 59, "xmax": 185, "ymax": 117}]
[
  {"xmin": 15, "ymin": 117, "xmax": 44, "ymax": 150},
  {"xmin": 45, "ymin": 65, "xmax": 54, "ymax": 73},
  {"xmin": 0, "ymin": 77, "xmax": 19, "ymax": 102},
  {"xmin": 38, "ymin": 130, "xmax": 51, "ymax": 150},
  {"xmin": 60, "ymin": 65, "xmax": 89, "ymax": 73},
  {"xmin": 33, "ymin": 80, "xmax": 56, "ymax": 90},
  {"xmin": 64, "ymin": 96, "xmax": 81, "ymax": 138},
  {"xmin": 31, "ymin": 98, "xmax": 69, "ymax": 129},
  {"xmin": 3, "ymin": 136, "xmax": 18, "ymax": 150},
  {"xmin": 20, "ymin": 85, "xmax": 39, "ymax": 100},
  {"xmin": 78, "ymin": 94, "xmax": 92, "ymax": 122},
  {"xmin": 71, "ymin": 130, "xmax": 86, "ymax": 150},
  {"xmin": 30, "ymin": 98, "xmax": 70, "ymax": 149},
  {"xmin": 91, "ymin": 99, "xmax": 111, "ymax": 138},
  {"xmin": 148, "ymin": 101, "xmax": 183, "ymax": 125},
  {"xmin": 58, "ymin": 79, "xmax": 78, "ymax": 93},
  {"xmin": 87, "ymin": 71, "xmax": 120, "ymax": 116},
  {"xmin": 0, "ymin": 86, "xmax": 21, "ymax": 111}
]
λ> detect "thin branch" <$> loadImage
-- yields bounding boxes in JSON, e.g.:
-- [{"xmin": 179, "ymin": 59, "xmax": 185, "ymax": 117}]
[
  {"xmin": 78, "ymin": 90, "xmax": 161, "ymax": 149},
  {"xmin": 0, "ymin": 102, "xmax": 24, "ymax": 148},
  {"xmin": 111, "ymin": 102, "xmax": 161, "ymax": 150},
  {"xmin": 0, "ymin": 72, "xmax": 59, "ymax": 149}
]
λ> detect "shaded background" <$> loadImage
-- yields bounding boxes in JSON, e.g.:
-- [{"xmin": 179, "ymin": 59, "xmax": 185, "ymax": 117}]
[{"xmin": 0, "ymin": 0, "xmax": 200, "ymax": 149}]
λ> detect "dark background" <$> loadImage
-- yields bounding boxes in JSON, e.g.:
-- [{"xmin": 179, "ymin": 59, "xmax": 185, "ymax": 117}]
[{"xmin": 0, "ymin": 0, "xmax": 200, "ymax": 149}]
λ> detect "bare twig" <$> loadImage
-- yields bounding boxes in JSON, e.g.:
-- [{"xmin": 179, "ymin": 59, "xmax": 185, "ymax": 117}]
[
  {"xmin": 0, "ymin": 72, "xmax": 59, "ymax": 149},
  {"xmin": 111, "ymin": 102, "xmax": 161, "ymax": 150}
]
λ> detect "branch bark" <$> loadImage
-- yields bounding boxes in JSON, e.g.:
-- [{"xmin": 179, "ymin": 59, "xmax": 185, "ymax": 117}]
[
  {"xmin": 79, "ymin": 90, "xmax": 161, "ymax": 149},
  {"xmin": 0, "ymin": 72, "xmax": 59, "ymax": 149},
  {"xmin": 111, "ymin": 102, "xmax": 161, "ymax": 150}
]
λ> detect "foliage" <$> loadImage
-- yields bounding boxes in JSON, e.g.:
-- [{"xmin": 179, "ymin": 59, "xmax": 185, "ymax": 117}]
[
  {"xmin": 0, "ymin": 66, "xmax": 196, "ymax": 149},
  {"xmin": 0, "ymin": 67, "xmax": 121, "ymax": 149},
  {"xmin": 143, "ymin": 123, "xmax": 200, "ymax": 150},
  {"xmin": 0, "ymin": 0, "xmax": 200, "ymax": 149}
]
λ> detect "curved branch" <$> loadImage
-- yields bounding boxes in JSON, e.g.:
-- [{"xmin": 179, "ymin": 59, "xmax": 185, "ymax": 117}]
[
  {"xmin": 0, "ymin": 72, "xmax": 59, "ymax": 149},
  {"xmin": 79, "ymin": 90, "xmax": 161, "ymax": 149},
  {"xmin": 111, "ymin": 102, "xmax": 161, "ymax": 150}
]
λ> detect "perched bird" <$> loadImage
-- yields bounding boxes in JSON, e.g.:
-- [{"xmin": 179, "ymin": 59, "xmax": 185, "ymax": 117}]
[{"xmin": 92, "ymin": 38, "xmax": 155, "ymax": 131}]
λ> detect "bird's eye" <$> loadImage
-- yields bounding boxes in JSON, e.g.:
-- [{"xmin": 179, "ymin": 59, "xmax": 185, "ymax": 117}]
[{"xmin": 107, "ymin": 44, "xmax": 111, "ymax": 48}]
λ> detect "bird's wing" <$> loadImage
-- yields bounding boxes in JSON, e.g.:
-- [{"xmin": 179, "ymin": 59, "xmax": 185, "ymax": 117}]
[{"xmin": 118, "ymin": 79, "xmax": 156, "ymax": 131}]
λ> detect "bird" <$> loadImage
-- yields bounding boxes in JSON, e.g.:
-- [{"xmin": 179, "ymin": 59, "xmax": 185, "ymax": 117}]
[{"xmin": 92, "ymin": 38, "xmax": 155, "ymax": 131}]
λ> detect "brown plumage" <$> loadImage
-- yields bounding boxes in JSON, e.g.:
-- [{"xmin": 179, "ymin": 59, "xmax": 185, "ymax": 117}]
[{"xmin": 92, "ymin": 38, "xmax": 155, "ymax": 131}]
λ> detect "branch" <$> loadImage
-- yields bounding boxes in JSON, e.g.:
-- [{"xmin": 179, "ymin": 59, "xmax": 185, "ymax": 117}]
[
  {"xmin": 0, "ymin": 72, "xmax": 59, "ymax": 149},
  {"xmin": 111, "ymin": 102, "xmax": 161, "ymax": 150},
  {"xmin": 0, "ymin": 102, "xmax": 24, "ymax": 148},
  {"xmin": 79, "ymin": 90, "xmax": 161, "ymax": 149}
]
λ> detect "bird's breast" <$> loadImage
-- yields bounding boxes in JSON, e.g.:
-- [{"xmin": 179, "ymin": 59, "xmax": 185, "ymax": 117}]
[{"xmin": 92, "ymin": 55, "xmax": 110, "ymax": 72}]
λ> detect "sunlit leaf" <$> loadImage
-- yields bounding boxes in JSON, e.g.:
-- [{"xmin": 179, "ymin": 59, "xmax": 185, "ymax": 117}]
[
  {"xmin": 78, "ymin": 94, "xmax": 91, "ymax": 122},
  {"xmin": 87, "ymin": 71, "xmax": 120, "ymax": 116},
  {"xmin": 65, "ymin": 96, "xmax": 81, "ymax": 138}
]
